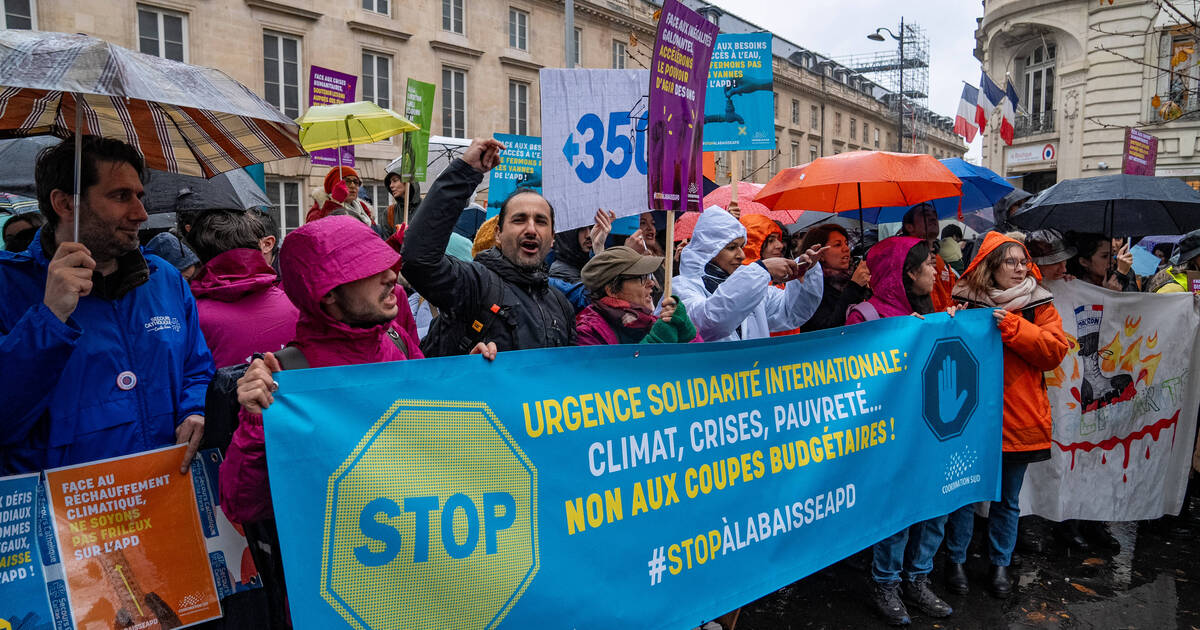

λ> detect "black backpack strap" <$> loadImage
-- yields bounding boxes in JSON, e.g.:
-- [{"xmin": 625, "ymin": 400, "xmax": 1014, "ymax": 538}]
[
  {"xmin": 456, "ymin": 272, "xmax": 507, "ymax": 353},
  {"xmin": 386, "ymin": 326, "xmax": 409, "ymax": 356}
]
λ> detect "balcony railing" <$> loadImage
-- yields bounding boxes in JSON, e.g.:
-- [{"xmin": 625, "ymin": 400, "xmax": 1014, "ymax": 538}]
[{"xmin": 1014, "ymin": 110, "xmax": 1055, "ymax": 138}]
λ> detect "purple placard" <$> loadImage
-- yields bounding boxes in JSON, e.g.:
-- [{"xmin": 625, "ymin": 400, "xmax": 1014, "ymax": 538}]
[
  {"xmin": 1122, "ymin": 127, "xmax": 1158, "ymax": 176},
  {"xmin": 647, "ymin": 0, "xmax": 718, "ymax": 212},
  {"xmin": 308, "ymin": 66, "xmax": 358, "ymax": 167}
]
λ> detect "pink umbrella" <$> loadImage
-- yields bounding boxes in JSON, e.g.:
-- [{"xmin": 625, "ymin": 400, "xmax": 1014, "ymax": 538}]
[{"xmin": 674, "ymin": 182, "xmax": 804, "ymax": 240}]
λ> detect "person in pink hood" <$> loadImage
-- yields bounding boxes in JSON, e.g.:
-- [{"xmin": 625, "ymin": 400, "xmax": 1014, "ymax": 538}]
[
  {"xmin": 187, "ymin": 210, "xmax": 298, "ymax": 368},
  {"xmin": 220, "ymin": 215, "xmax": 424, "ymax": 527}
]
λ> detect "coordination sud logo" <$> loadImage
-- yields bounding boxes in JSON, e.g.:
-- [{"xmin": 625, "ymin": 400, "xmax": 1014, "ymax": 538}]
[{"xmin": 920, "ymin": 337, "xmax": 984, "ymax": 495}]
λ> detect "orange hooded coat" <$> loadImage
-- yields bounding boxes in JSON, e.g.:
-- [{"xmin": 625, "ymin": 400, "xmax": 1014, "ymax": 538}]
[{"xmin": 956, "ymin": 232, "xmax": 1069, "ymax": 457}]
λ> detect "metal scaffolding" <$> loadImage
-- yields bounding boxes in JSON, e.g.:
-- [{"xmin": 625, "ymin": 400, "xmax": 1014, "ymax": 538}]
[{"xmin": 838, "ymin": 21, "xmax": 931, "ymax": 152}]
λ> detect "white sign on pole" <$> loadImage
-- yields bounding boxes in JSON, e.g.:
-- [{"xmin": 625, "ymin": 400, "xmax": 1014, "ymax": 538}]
[{"xmin": 540, "ymin": 69, "xmax": 650, "ymax": 232}]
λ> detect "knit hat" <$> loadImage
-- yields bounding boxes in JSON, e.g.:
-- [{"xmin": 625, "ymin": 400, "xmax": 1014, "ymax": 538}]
[
  {"xmin": 472, "ymin": 215, "xmax": 499, "ymax": 258},
  {"xmin": 324, "ymin": 166, "xmax": 360, "ymax": 194},
  {"xmin": 145, "ymin": 232, "xmax": 200, "ymax": 272}
]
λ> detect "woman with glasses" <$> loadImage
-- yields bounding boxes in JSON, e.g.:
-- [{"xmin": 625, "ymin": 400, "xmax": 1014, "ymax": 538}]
[
  {"xmin": 306, "ymin": 166, "xmax": 377, "ymax": 227},
  {"xmin": 575, "ymin": 246, "xmax": 699, "ymax": 345},
  {"xmin": 944, "ymin": 232, "xmax": 1069, "ymax": 599}
]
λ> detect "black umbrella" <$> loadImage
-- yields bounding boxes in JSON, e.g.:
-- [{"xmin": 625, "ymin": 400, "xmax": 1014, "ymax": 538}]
[
  {"xmin": 0, "ymin": 136, "xmax": 58, "ymax": 197},
  {"xmin": 141, "ymin": 168, "xmax": 269, "ymax": 214},
  {"xmin": 1010, "ymin": 174, "xmax": 1200, "ymax": 237}
]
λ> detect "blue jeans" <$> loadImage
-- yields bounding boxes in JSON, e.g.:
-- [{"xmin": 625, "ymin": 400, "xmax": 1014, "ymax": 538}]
[
  {"xmin": 945, "ymin": 461, "xmax": 1029, "ymax": 566},
  {"xmin": 872, "ymin": 515, "xmax": 948, "ymax": 583}
]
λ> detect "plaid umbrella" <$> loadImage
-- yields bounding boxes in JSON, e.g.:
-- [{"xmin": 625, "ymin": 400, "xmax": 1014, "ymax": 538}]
[{"xmin": 0, "ymin": 31, "xmax": 304, "ymax": 178}]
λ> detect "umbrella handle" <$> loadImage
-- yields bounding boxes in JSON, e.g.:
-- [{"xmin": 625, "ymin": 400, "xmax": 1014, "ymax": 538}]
[{"xmin": 73, "ymin": 94, "xmax": 83, "ymax": 243}]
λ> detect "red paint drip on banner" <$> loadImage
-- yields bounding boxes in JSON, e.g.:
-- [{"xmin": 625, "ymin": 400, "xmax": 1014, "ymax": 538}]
[{"xmin": 1054, "ymin": 410, "xmax": 1180, "ymax": 479}]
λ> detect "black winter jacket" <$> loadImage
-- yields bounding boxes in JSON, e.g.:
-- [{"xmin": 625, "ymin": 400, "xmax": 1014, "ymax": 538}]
[{"xmin": 402, "ymin": 159, "xmax": 576, "ymax": 356}]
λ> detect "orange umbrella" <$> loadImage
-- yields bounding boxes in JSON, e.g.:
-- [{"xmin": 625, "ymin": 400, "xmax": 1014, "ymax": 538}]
[
  {"xmin": 754, "ymin": 151, "xmax": 962, "ymax": 218},
  {"xmin": 675, "ymin": 182, "xmax": 803, "ymax": 240}
]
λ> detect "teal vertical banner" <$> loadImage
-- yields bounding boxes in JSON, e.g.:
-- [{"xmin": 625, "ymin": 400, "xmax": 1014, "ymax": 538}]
[
  {"xmin": 264, "ymin": 310, "xmax": 1002, "ymax": 629},
  {"xmin": 487, "ymin": 134, "xmax": 542, "ymax": 219},
  {"xmin": 703, "ymin": 33, "xmax": 776, "ymax": 151}
]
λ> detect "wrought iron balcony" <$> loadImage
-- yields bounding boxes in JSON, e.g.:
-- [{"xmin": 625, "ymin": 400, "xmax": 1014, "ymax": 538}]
[{"xmin": 1014, "ymin": 110, "xmax": 1055, "ymax": 138}]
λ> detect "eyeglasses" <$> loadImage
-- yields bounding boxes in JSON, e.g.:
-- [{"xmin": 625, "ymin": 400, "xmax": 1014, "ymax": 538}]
[
  {"xmin": 1002, "ymin": 258, "xmax": 1030, "ymax": 269},
  {"xmin": 618, "ymin": 273, "xmax": 655, "ymax": 285},
  {"xmin": 343, "ymin": 177, "xmax": 362, "ymax": 185}
]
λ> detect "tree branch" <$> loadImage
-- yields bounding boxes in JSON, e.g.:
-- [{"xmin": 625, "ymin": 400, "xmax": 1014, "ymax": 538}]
[{"xmin": 1158, "ymin": 0, "xmax": 1200, "ymax": 31}]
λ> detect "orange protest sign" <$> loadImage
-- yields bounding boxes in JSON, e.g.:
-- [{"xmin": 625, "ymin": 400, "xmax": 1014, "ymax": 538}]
[{"xmin": 44, "ymin": 444, "xmax": 221, "ymax": 628}]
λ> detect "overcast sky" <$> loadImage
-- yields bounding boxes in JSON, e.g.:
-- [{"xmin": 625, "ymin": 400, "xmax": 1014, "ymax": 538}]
[{"xmin": 718, "ymin": 0, "xmax": 985, "ymax": 160}]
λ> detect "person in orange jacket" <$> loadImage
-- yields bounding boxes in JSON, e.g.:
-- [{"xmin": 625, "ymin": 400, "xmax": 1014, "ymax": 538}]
[
  {"xmin": 899, "ymin": 203, "xmax": 957, "ymax": 311},
  {"xmin": 942, "ymin": 231, "xmax": 1069, "ymax": 599},
  {"xmin": 739, "ymin": 214, "xmax": 785, "ymax": 267}
]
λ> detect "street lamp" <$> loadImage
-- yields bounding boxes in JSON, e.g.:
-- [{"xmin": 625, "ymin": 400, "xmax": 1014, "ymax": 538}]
[{"xmin": 868, "ymin": 18, "xmax": 905, "ymax": 152}]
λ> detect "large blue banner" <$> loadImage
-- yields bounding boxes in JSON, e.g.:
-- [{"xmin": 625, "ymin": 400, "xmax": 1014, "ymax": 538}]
[
  {"xmin": 703, "ymin": 33, "xmax": 775, "ymax": 151},
  {"xmin": 264, "ymin": 311, "xmax": 1002, "ymax": 629}
]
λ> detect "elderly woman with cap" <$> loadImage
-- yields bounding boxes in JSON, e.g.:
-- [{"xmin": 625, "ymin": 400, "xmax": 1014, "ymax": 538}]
[
  {"xmin": 575, "ymin": 246, "xmax": 699, "ymax": 345},
  {"xmin": 1147, "ymin": 228, "xmax": 1200, "ymax": 293},
  {"xmin": 1025, "ymin": 229, "xmax": 1076, "ymax": 283}
]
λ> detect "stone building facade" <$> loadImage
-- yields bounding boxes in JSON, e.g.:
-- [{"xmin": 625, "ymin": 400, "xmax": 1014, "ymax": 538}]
[
  {"xmin": 15, "ymin": 0, "xmax": 965, "ymax": 235},
  {"xmin": 976, "ymin": 0, "xmax": 1200, "ymax": 195}
]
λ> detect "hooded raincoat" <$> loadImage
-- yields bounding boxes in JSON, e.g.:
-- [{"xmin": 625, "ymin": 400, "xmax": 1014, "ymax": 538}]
[
  {"xmin": 952, "ymin": 232, "xmax": 1068, "ymax": 458},
  {"xmin": 220, "ymin": 216, "xmax": 422, "ymax": 525},
  {"xmin": 674, "ymin": 207, "xmax": 823, "ymax": 342},
  {"xmin": 739, "ymin": 214, "xmax": 782, "ymax": 265},
  {"xmin": 846, "ymin": 236, "xmax": 926, "ymax": 323},
  {"xmin": 190, "ymin": 248, "xmax": 300, "ymax": 368}
]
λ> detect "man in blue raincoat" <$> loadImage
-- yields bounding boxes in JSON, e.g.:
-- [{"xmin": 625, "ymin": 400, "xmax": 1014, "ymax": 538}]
[{"xmin": 0, "ymin": 136, "xmax": 214, "ymax": 474}]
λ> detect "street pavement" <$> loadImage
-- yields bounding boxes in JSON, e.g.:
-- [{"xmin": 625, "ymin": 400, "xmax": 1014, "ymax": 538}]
[{"xmin": 737, "ymin": 507, "xmax": 1200, "ymax": 629}]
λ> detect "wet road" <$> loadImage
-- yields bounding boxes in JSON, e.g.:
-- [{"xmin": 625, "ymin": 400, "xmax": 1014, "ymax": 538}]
[{"xmin": 736, "ymin": 510, "xmax": 1199, "ymax": 629}]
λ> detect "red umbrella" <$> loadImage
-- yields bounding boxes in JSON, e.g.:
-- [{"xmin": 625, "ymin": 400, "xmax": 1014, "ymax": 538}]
[{"xmin": 675, "ymin": 182, "xmax": 805, "ymax": 240}]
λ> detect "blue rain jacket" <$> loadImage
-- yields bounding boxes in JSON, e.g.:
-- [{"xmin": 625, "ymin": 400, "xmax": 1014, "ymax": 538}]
[{"xmin": 0, "ymin": 229, "xmax": 214, "ymax": 473}]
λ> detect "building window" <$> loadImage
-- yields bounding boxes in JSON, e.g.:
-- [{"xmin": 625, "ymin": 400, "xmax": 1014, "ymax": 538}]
[
  {"xmin": 362, "ymin": 180, "xmax": 390, "ymax": 221},
  {"xmin": 741, "ymin": 151, "xmax": 754, "ymax": 178},
  {"xmin": 810, "ymin": 144, "xmax": 818, "ymax": 162},
  {"xmin": 1023, "ymin": 44, "xmax": 1055, "ymax": 123},
  {"xmin": 442, "ymin": 0, "xmax": 464, "ymax": 34},
  {"xmin": 612, "ymin": 40, "xmax": 626, "ymax": 69},
  {"xmin": 771, "ymin": 139, "xmax": 780, "ymax": 175},
  {"xmin": 874, "ymin": 128, "xmax": 880, "ymax": 148},
  {"xmin": 810, "ymin": 105, "xmax": 819, "ymax": 130},
  {"xmin": 509, "ymin": 80, "xmax": 528, "ymax": 135},
  {"xmin": 263, "ymin": 32, "xmax": 300, "ymax": 119},
  {"xmin": 362, "ymin": 0, "xmax": 388, "ymax": 16},
  {"xmin": 790, "ymin": 141, "xmax": 799, "ymax": 167},
  {"xmin": 834, "ymin": 112, "xmax": 842, "ymax": 135},
  {"xmin": 508, "ymin": 8, "xmax": 528, "ymax": 50},
  {"xmin": 2, "ymin": 0, "xmax": 34, "ymax": 28},
  {"xmin": 265, "ymin": 178, "xmax": 302, "ymax": 237},
  {"xmin": 791, "ymin": 99, "xmax": 799, "ymax": 125},
  {"xmin": 850, "ymin": 117, "xmax": 857, "ymax": 140},
  {"xmin": 442, "ymin": 67, "xmax": 467, "ymax": 137},
  {"xmin": 862, "ymin": 122, "xmax": 869, "ymax": 144},
  {"xmin": 138, "ymin": 5, "xmax": 187, "ymax": 62},
  {"xmin": 572, "ymin": 27, "xmax": 581, "ymax": 67},
  {"xmin": 362, "ymin": 51, "xmax": 391, "ymax": 110}
]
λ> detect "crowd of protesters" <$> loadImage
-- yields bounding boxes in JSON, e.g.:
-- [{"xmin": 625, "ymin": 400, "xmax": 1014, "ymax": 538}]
[{"xmin": 1, "ymin": 135, "xmax": 1198, "ymax": 629}]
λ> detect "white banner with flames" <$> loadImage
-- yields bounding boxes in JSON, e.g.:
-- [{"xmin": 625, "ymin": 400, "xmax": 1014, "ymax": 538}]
[{"xmin": 1021, "ymin": 280, "xmax": 1200, "ymax": 521}]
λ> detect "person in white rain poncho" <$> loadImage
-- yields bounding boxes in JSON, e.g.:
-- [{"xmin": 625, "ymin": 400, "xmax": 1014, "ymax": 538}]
[{"xmin": 673, "ymin": 206, "xmax": 826, "ymax": 342}]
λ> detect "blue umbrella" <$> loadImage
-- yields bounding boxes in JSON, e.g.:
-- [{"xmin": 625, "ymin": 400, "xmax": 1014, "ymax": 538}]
[{"xmin": 849, "ymin": 158, "xmax": 1015, "ymax": 223}]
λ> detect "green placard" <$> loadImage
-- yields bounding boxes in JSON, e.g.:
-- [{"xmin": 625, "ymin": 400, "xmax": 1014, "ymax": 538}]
[{"xmin": 400, "ymin": 79, "xmax": 436, "ymax": 182}]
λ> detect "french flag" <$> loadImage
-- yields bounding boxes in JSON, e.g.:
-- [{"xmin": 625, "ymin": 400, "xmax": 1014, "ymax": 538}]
[
  {"xmin": 954, "ymin": 84, "xmax": 979, "ymax": 142},
  {"xmin": 976, "ymin": 71, "xmax": 1004, "ymax": 132},
  {"xmin": 999, "ymin": 79, "xmax": 1019, "ymax": 146}
]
